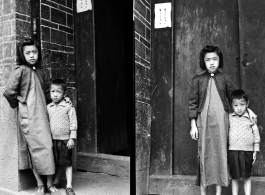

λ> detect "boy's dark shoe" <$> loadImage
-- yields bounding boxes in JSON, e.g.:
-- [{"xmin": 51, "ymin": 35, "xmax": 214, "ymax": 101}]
[
  {"xmin": 66, "ymin": 187, "xmax": 76, "ymax": 195},
  {"xmin": 47, "ymin": 185, "xmax": 61, "ymax": 195},
  {"xmin": 34, "ymin": 185, "xmax": 45, "ymax": 195}
]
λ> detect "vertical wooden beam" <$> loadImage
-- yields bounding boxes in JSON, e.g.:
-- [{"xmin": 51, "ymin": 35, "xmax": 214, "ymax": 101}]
[
  {"xmin": 75, "ymin": 0, "xmax": 97, "ymax": 154},
  {"xmin": 30, "ymin": 0, "xmax": 41, "ymax": 46},
  {"xmin": 150, "ymin": 0, "xmax": 173, "ymax": 175},
  {"xmin": 238, "ymin": 0, "xmax": 244, "ymax": 90}
]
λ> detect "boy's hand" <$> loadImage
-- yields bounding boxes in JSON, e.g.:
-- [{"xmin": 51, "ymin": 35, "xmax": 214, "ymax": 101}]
[
  {"xmin": 253, "ymin": 151, "xmax": 257, "ymax": 164},
  {"xmin": 67, "ymin": 139, "xmax": 75, "ymax": 149}
]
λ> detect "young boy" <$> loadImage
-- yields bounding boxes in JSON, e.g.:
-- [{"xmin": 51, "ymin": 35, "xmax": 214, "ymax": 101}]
[
  {"xmin": 228, "ymin": 90, "xmax": 260, "ymax": 195},
  {"xmin": 47, "ymin": 79, "xmax": 77, "ymax": 195}
]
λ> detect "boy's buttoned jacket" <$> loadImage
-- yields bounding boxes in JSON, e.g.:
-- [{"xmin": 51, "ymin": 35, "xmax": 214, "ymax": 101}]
[
  {"xmin": 189, "ymin": 70, "xmax": 235, "ymax": 119},
  {"xmin": 3, "ymin": 64, "xmax": 48, "ymax": 108}
]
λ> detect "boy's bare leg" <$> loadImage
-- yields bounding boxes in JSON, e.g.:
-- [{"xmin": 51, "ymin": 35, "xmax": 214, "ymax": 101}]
[
  {"xmin": 215, "ymin": 184, "xmax": 221, "ymax": 195},
  {"xmin": 244, "ymin": 178, "xmax": 251, "ymax": 195},
  {"xmin": 232, "ymin": 179, "xmax": 239, "ymax": 195},
  {"xmin": 32, "ymin": 169, "xmax": 44, "ymax": 187},
  {"xmin": 65, "ymin": 166, "xmax": 73, "ymax": 188},
  {"xmin": 53, "ymin": 166, "xmax": 63, "ymax": 185},
  {"xmin": 200, "ymin": 184, "xmax": 207, "ymax": 195}
]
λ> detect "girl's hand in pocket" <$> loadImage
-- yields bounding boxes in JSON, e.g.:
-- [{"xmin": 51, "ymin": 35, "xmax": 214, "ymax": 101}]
[{"xmin": 190, "ymin": 126, "xmax": 199, "ymax": 140}]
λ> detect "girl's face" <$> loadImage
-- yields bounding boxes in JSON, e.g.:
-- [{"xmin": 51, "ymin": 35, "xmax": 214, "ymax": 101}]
[
  {"xmin": 204, "ymin": 52, "xmax": 219, "ymax": 73},
  {"xmin": 23, "ymin": 45, "xmax": 38, "ymax": 65},
  {"xmin": 50, "ymin": 84, "xmax": 65, "ymax": 104}
]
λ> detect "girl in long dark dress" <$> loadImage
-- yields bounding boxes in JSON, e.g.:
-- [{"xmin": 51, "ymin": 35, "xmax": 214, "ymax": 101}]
[{"xmin": 3, "ymin": 39, "xmax": 60, "ymax": 195}]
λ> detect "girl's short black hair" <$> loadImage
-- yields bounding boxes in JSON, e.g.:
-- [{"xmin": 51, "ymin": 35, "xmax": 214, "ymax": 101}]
[
  {"xmin": 17, "ymin": 38, "xmax": 42, "ymax": 65},
  {"xmin": 231, "ymin": 89, "xmax": 248, "ymax": 103},
  {"xmin": 50, "ymin": 79, "xmax": 67, "ymax": 93},
  {"xmin": 199, "ymin": 45, "xmax": 223, "ymax": 70}
]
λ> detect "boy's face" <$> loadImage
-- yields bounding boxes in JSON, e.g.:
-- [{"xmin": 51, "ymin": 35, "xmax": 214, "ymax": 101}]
[
  {"xmin": 23, "ymin": 45, "xmax": 38, "ymax": 65},
  {"xmin": 50, "ymin": 84, "xmax": 65, "ymax": 104},
  {"xmin": 232, "ymin": 98, "xmax": 249, "ymax": 116}
]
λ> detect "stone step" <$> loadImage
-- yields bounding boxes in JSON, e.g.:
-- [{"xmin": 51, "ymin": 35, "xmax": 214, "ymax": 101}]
[{"xmin": 149, "ymin": 175, "xmax": 265, "ymax": 195}]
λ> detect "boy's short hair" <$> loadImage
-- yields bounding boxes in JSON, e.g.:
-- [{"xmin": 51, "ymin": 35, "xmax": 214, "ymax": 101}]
[
  {"xmin": 230, "ymin": 89, "xmax": 248, "ymax": 104},
  {"xmin": 199, "ymin": 45, "xmax": 224, "ymax": 70},
  {"xmin": 50, "ymin": 79, "xmax": 67, "ymax": 92}
]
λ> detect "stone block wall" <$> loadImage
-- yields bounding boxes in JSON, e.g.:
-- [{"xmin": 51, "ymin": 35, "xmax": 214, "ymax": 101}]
[{"xmin": 133, "ymin": 0, "xmax": 152, "ymax": 194}]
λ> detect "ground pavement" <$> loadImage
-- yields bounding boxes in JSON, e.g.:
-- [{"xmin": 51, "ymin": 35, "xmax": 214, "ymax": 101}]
[{"xmin": 17, "ymin": 171, "xmax": 130, "ymax": 195}]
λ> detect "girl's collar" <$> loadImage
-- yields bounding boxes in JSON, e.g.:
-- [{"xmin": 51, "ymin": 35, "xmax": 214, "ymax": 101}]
[
  {"xmin": 23, "ymin": 61, "xmax": 40, "ymax": 70},
  {"xmin": 197, "ymin": 68, "xmax": 223, "ymax": 76}
]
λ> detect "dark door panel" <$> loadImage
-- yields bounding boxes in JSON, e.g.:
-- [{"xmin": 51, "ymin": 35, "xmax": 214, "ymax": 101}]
[{"xmin": 239, "ymin": 0, "xmax": 265, "ymax": 176}]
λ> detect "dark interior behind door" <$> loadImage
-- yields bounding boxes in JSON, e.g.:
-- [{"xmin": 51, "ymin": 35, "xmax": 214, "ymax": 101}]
[{"xmin": 94, "ymin": 0, "xmax": 129, "ymax": 155}]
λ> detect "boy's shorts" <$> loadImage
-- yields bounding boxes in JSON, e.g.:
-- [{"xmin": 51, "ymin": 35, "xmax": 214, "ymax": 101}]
[
  {"xmin": 53, "ymin": 140, "xmax": 72, "ymax": 167},
  {"xmin": 228, "ymin": 150, "xmax": 253, "ymax": 179}
]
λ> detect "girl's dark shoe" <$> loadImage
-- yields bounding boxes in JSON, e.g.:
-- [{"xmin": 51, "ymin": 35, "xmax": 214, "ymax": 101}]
[
  {"xmin": 47, "ymin": 185, "xmax": 61, "ymax": 195},
  {"xmin": 66, "ymin": 187, "xmax": 76, "ymax": 195},
  {"xmin": 34, "ymin": 185, "xmax": 45, "ymax": 195},
  {"xmin": 53, "ymin": 183, "xmax": 61, "ymax": 189}
]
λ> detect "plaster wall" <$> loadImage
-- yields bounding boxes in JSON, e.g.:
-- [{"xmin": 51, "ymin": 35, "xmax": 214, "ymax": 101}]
[{"xmin": 0, "ymin": 0, "xmax": 19, "ymax": 191}]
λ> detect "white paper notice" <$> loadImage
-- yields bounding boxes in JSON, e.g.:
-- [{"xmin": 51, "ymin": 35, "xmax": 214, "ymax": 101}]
[
  {"xmin": 77, "ymin": 0, "xmax": 92, "ymax": 13},
  {"xmin": 154, "ymin": 3, "xmax": 171, "ymax": 29}
]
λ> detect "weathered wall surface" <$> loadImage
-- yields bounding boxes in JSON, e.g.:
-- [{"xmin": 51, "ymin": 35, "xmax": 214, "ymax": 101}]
[
  {"xmin": 0, "ymin": 0, "xmax": 20, "ymax": 192},
  {"xmin": 134, "ymin": 0, "xmax": 152, "ymax": 194}
]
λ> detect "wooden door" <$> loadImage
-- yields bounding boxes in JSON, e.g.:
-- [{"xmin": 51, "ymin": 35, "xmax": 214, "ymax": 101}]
[
  {"xmin": 239, "ymin": 0, "xmax": 265, "ymax": 176},
  {"xmin": 75, "ymin": 9, "xmax": 97, "ymax": 154},
  {"xmin": 173, "ymin": 0, "xmax": 240, "ymax": 175}
]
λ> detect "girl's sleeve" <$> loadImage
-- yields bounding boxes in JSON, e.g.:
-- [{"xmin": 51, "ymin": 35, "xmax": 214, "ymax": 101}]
[
  {"xmin": 42, "ymin": 69, "xmax": 52, "ymax": 103},
  {"xmin": 3, "ymin": 66, "xmax": 23, "ymax": 108},
  {"xmin": 225, "ymin": 74, "xmax": 236, "ymax": 104},
  {"xmin": 189, "ymin": 76, "xmax": 199, "ymax": 119}
]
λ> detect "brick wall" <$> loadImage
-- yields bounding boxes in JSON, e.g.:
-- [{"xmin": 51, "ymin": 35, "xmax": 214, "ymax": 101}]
[
  {"xmin": 40, "ymin": 0, "xmax": 76, "ymax": 104},
  {"xmin": 134, "ymin": 0, "xmax": 152, "ymax": 194}
]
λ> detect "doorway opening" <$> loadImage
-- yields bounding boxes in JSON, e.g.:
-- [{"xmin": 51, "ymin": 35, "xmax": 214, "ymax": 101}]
[{"xmin": 94, "ymin": 0, "xmax": 129, "ymax": 157}]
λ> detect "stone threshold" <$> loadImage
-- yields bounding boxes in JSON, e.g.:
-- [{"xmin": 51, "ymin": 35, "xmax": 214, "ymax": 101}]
[
  {"xmin": 76, "ymin": 152, "xmax": 130, "ymax": 177},
  {"xmin": 149, "ymin": 175, "xmax": 265, "ymax": 195}
]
